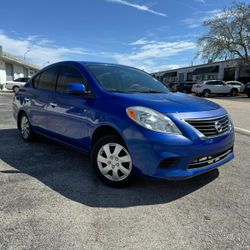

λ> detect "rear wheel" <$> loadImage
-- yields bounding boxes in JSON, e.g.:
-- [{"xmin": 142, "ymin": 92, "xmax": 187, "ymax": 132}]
[
  {"xmin": 91, "ymin": 135, "xmax": 134, "ymax": 187},
  {"xmin": 202, "ymin": 89, "xmax": 211, "ymax": 97},
  {"xmin": 230, "ymin": 88, "xmax": 238, "ymax": 97},
  {"xmin": 19, "ymin": 113, "xmax": 35, "ymax": 142}
]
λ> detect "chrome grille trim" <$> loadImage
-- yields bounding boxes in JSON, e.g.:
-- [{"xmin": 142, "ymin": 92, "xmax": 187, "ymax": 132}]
[
  {"xmin": 185, "ymin": 115, "xmax": 230, "ymax": 138},
  {"xmin": 189, "ymin": 148, "xmax": 233, "ymax": 169}
]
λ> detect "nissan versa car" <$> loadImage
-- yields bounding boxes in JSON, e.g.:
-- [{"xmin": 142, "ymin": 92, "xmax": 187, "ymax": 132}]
[{"xmin": 13, "ymin": 61, "xmax": 235, "ymax": 187}]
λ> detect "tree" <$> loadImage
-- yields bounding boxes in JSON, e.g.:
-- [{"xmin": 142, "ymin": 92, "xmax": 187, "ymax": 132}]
[{"xmin": 197, "ymin": 2, "xmax": 250, "ymax": 62}]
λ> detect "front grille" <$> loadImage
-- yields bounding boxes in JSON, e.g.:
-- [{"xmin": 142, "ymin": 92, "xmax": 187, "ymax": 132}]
[
  {"xmin": 189, "ymin": 147, "xmax": 233, "ymax": 169},
  {"xmin": 185, "ymin": 115, "xmax": 230, "ymax": 138}
]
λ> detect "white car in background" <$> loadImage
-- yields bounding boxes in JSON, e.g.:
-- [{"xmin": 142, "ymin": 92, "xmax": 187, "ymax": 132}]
[
  {"xmin": 226, "ymin": 81, "xmax": 245, "ymax": 93},
  {"xmin": 5, "ymin": 77, "xmax": 30, "ymax": 92},
  {"xmin": 192, "ymin": 80, "xmax": 240, "ymax": 97}
]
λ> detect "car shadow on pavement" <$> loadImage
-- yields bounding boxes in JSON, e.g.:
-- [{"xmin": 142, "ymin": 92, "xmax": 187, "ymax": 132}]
[{"xmin": 0, "ymin": 128, "xmax": 219, "ymax": 208}]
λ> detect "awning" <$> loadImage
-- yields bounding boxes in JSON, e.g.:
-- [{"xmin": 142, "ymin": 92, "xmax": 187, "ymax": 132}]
[{"xmin": 191, "ymin": 65, "xmax": 219, "ymax": 75}]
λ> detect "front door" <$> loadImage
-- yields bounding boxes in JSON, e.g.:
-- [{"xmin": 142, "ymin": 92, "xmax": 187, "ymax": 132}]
[{"xmin": 47, "ymin": 65, "xmax": 93, "ymax": 151}]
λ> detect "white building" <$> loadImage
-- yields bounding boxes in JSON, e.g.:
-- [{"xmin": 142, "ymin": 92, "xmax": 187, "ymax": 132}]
[
  {"xmin": 0, "ymin": 45, "xmax": 39, "ymax": 85},
  {"xmin": 152, "ymin": 58, "xmax": 250, "ymax": 84}
]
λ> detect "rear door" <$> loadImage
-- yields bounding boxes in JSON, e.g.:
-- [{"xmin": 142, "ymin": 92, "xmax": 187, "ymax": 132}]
[
  {"xmin": 47, "ymin": 65, "xmax": 93, "ymax": 150},
  {"xmin": 28, "ymin": 67, "xmax": 59, "ymax": 131},
  {"xmin": 205, "ymin": 81, "xmax": 218, "ymax": 93}
]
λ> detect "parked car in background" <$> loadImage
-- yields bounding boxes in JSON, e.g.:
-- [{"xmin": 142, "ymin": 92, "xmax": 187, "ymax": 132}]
[
  {"xmin": 5, "ymin": 77, "xmax": 30, "ymax": 92},
  {"xmin": 176, "ymin": 82, "xmax": 196, "ymax": 93},
  {"xmin": 13, "ymin": 61, "xmax": 234, "ymax": 187},
  {"xmin": 226, "ymin": 81, "xmax": 245, "ymax": 93},
  {"xmin": 192, "ymin": 80, "xmax": 240, "ymax": 97},
  {"xmin": 244, "ymin": 83, "xmax": 250, "ymax": 97},
  {"xmin": 163, "ymin": 82, "xmax": 179, "ymax": 92}
]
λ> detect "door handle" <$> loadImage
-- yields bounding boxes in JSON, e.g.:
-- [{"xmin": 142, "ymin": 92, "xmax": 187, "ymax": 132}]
[
  {"xmin": 24, "ymin": 97, "xmax": 30, "ymax": 102},
  {"xmin": 50, "ymin": 102, "xmax": 57, "ymax": 108}
]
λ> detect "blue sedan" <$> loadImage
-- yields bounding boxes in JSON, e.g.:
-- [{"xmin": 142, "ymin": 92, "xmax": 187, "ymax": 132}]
[{"xmin": 13, "ymin": 61, "xmax": 234, "ymax": 187}]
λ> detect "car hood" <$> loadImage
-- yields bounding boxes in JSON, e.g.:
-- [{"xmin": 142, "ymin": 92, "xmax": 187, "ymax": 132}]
[{"xmin": 111, "ymin": 92, "xmax": 220, "ymax": 113}]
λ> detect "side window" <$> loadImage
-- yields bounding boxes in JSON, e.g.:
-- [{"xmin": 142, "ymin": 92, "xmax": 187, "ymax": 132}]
[
  {"xmin": 56, "ymin": 66, "xmax": 88, "ymax": 93},
  {"xmin": 206, "ymin": 81, "xmax": 214, "ymax": 85},
  {"xmin": 38, "ymin": 67, "xmax": 59, "ymax": 91},
  {"xmin": 32, "ymin": 74, "xmax": 40, "ymax": 88},
  {"xmin": 217, "ymin": 81, "xmax": 224, "ymax": 85}
]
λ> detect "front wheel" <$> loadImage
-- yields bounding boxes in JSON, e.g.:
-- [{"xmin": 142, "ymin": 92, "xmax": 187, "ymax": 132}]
[
  {"xmin": 13, "ymin": 86, "xmax": 20, "ymax": 93},
  {"xmin": 91, "ymin": 135, "xmax": 134, "ymax": 187}
]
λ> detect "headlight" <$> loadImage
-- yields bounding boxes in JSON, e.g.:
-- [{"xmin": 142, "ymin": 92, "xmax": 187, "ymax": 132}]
[
  {"xmin": 126, "ymin": 106, "xmax": 182, "ymax": 134},
  {"xmin": 227, "ymin": 113, "xmax": 234, "ymax": 131}
]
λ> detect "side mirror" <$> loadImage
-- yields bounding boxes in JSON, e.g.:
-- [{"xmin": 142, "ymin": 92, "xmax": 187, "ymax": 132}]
[
  {"xmin": 67, "ymin": 83, "xmax": 94, "ymax": 98},
  {"xmin": 68, "ymin": 83, "xmax": 87, "ymax": 94}
]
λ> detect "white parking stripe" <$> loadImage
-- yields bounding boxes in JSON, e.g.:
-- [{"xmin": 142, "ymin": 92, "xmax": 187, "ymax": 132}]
[{"xmin": 235, "ymin": 127, "xmax": 250, "ymax": 136}]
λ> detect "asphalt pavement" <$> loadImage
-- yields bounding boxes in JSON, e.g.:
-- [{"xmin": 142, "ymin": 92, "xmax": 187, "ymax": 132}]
[{"xmin": 0, "ymin": 92, "xmax": 249, "ymax": 250}]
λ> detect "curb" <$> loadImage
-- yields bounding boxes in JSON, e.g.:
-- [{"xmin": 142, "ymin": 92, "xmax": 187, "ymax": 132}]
[{"xmin": 235, "ymin": 127, "xmax": 250, "ymax": 137}]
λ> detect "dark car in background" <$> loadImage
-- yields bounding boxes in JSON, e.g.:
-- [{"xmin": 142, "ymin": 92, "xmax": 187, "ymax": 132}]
[
  {"xmin": 176, "ymin": 82, "xmax": 196, "ymax": 93},
  {"xmin": 163, "ymin": 82, "xmax": 179, "ymax": 92}
]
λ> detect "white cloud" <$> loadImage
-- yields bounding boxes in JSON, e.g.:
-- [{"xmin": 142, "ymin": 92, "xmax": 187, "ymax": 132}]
[
  {"xmin": 183, "ymin": 9, "xmax": 222, "ymax": 28},
  {"xmin": 113, "ymin": 39, "xmax": 196, "ymax": 72},
  {"xmin": 0, "ymin": 32, "xmax": 91, "ymax": 66},
  {"xmin": 0, "ymin": 32, "xmax": 195, "ymax": 73},
  {"xmin": 105, "ymin": 0, "xmax": 167, "ymax": 17}
]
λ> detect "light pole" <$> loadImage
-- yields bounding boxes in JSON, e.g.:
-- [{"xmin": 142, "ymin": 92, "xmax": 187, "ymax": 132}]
[{"xmin": 23, "ymin": 49, "xmax": 30, "ymax": 61}]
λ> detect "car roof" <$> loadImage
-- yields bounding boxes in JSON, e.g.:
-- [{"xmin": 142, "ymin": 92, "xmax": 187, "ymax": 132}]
[{"xmin": 43, "ymin": 61, "xmax": 132, "ymax": 69}]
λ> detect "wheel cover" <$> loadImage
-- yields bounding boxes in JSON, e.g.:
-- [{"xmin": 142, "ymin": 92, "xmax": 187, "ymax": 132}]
[
  {"xmin": 97, "ymin": 143, "xmax": 132, "ymax": 182},
  {"xmin": 21, "ymin": 116, "xmax": 30, "ymax": 139}
]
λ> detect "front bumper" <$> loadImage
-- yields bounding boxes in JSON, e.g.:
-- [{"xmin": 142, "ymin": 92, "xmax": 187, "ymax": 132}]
[{"xmin": 124, "ymin": 108, "xmax": 235, "ymax": 180}]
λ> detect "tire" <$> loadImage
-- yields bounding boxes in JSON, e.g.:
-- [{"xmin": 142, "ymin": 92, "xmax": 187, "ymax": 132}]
[
  {"xmin": 13, "ymin": 86, "xmax": 19, "ymax": 93},
  {"xmin": 230, "ymin": 88, "xmax": 238, "ymax": 97},
  {"xmin": 247, "ymin": 92, "xmax": 250, "ymax": 98},
  {"xmin": 202, "ymin": 89, "xmax": 211, "ymax": 97},
  {"xmin": 19, "ymin": 113, "xmax": 35, "ymax": 142},
  {"xmin": 91, "ymin": 135, "xmax": 134, "ymax": 187}
]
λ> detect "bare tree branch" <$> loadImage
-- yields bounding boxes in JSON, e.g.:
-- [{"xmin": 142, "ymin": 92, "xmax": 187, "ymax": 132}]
[{"xmin": 197, "ymin": 1, "xmax": 250, "ymax": 63}]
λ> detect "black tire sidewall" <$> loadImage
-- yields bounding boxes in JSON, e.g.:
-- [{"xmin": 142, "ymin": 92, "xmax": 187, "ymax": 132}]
[
  {"xmin": 203, "ymin": 89, "xmax": 210, "ymax": 97},
  {"xmin": 230, "ymin": 89, "xmax": 238, "ymax": 96},
  {"xmin": 91, "ymin": 135, "xmax": 134, "ymax": 187}
]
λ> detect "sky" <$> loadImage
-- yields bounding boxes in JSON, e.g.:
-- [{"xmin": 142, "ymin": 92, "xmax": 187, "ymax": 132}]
[{"xmin": 0, "ymin": 0, "xmax": 248, "ymax": 73}]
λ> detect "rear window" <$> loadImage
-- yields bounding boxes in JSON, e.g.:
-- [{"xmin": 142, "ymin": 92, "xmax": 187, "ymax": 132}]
[{"xmin": 36, "ymin": 67, "xmax": 59, "ymax": 91}]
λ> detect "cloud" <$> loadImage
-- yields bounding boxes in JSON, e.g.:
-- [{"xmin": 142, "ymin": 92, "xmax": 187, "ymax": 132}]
[
  {"xmin": 105, "ymin": 0, "xmax": 167, "ymax": 17},
  {"xmin": 0, "ymin": 32, "xmax": 91, "ymax": 66},
  {"xmin": 113, "ymin": 39, "xmax": 196, "ymax": 72},
  {"xmin": 182, "ymin": 9, "xmax": 222, "ymax": 28},
  {"xmin": 0, "ymin": 31, "xmax": 195, "ymax": 73}
]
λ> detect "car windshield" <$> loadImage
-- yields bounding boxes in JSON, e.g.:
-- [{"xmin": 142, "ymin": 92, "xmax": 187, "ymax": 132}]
[{"xmin": 86, "ymin": 64, "xmax": 169, "ymax": 94}]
